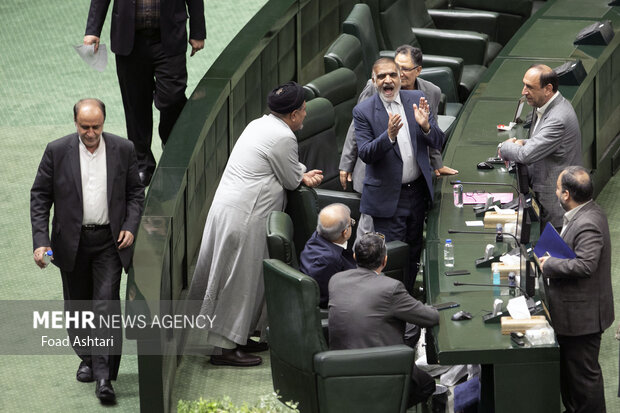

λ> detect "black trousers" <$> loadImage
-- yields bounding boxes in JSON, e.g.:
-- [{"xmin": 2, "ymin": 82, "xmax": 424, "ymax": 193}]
[
  {"xmin": 557, "ymin": 332, "xmax": 606, "ymax": 413},
  {"xmin": 60, "ymin": 226, "xmax": 123, "ymax": 380},
  {"xmin": 373, "ymin": 176, "xmax": 429, "ymax": 293},
  {"xmin": 115, "ymin": 29, "xmax": 188, "ymax": 176}
]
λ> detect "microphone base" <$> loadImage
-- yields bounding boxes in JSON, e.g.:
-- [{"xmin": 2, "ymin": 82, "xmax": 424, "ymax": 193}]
[{"xmin": 475, "ymin": 255, "xmax": 501, "ymax": 267}]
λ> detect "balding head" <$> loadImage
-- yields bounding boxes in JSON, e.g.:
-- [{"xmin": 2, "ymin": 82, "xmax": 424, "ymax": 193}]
[
  {"xmin": 556, "ymin": 166, "xmax": 593, "ymax": 211},
  {"xmin": 317, "ymin": 203, "xmax": 352, "ymax": 243},
  {"xmin": 522, "ymin": 64, "xmax": 558, "ymax": 108}
]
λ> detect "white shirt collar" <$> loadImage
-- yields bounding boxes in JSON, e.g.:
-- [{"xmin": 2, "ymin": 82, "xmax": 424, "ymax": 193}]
[
  {"xmin": 536, "ymin": 91, "xmax": 560, "ymax": 117},
  {"xmin": 563, "ymin": 199, "xmax": 592, "ymax": 228},
  {"xmin": 334, "ymin": 240, "xmax": 348, "ymax": 250}
]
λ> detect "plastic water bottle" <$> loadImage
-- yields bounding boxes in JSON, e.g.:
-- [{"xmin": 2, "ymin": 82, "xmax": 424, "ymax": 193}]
[
  {"xmin": 444, "ymin": 239, "xmax": 454, "ymax": 267},
  {"xmin": 453, "ymin": 182, "xmax": 464, "ymax": 208},
  {"xmin": 493, "ymin": 267, "xmax": 501, "ymax": 296},
  {"xmin": 43, "ymin": 250, "xmax": 53, "ymax": 267}
]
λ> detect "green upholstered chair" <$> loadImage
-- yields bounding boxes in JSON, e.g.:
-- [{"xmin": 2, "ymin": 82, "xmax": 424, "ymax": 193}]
[
  {"xmin": 419, "ymin": 66, "xmax": 463, "ymax": 118},
  {"xmin": 323, "ymin": 33, "xmax": 368, "ymax": 94},
  {"xmin": 367, "ymin": 0, "xmax": 488, "ymax": 101},
  {"xmin": 342, "ymin": 3, "xmax": 473, "ymax": 102},
  {"xmin": 266, "ymin": 211, "xmax": 299, "ymax": 269},
  {"xmin": 285, "ymin": 186, "xmax": 410, "ymax": 285},
  {"xmin": 263, "ymin": 258, "xmax": 415, "ymax": 413},
  {"xmin": 295, "ymin": 98, "xmax": 341, "ymax": 191},
  {"xmin": 409, "ymin": 0, "xmax": 502, "ymax": 66},
  {"xmin": 304, "ymin": 68, "xmax": 358, "ymax": 153},
  {"xmin": 448, "ymin": 0, "xmax": 533, "ymax": 45}
]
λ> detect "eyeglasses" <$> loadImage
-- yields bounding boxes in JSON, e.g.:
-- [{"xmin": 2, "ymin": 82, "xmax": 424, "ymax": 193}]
[
  {"xmin": 346, "ymin": 218, "xmax": 357, "ymax": 230},
  {"xmin": 364, "ymin": 231, "xmax": 386, "ymax": 247},
  {"xmin": 375, "ymin": 72, "xmax": 399, "ymax": 80},
  {"xmin": 399, "ymin": 65, "xmax": 420, "ymax": 73}
]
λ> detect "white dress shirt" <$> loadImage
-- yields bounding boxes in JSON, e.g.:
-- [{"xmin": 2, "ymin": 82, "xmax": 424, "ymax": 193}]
[
  {"xmin": 79, "ymin": 135, "xmax": 109, "ymax": 225},
  {"xmin": 381, "ymin": 95, "xmax": 420, "ymax": 183}
]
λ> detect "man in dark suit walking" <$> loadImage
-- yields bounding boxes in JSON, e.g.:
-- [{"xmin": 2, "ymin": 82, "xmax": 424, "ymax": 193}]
[
  {"xmin": 31, "ymin": 99, "xmax": 144, "ymax": 403},
  {"xmin": 539, "ymin": 166, "xmax": 613, "ymax": 413},
  {"xmin": 353, "ymin": 57, "xmax": 444, "ymax": 292},
  {"xmin": 83, "ymin": 0, "xmax": 206, "ymax": 185}
]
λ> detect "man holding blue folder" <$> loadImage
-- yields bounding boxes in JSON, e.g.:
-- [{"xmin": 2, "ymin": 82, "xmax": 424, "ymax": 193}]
[{"xmin": 539, "ymin": 166, "xmax": 613, "ymax": 413}]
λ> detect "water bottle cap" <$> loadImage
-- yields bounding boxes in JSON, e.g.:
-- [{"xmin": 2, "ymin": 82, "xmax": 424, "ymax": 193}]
[
  {"xmin": 446, "ymin": 239, "xmax": 452, "ymax": 243},
  {"xmin": 45, "ymin": 250, "xmax": 53, "ymax": 256}
]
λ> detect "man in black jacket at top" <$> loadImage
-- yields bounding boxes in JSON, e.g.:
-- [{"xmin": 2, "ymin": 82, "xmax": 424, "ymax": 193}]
[{"xmin": 83, "ymin": 0, "xmax": 206, "ymax": 185}]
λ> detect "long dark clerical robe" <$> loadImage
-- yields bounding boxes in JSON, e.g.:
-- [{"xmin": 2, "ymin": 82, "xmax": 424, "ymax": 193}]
[{"xmin": 188, "ymin": 114, "xmax": 305, "ymax": 346}]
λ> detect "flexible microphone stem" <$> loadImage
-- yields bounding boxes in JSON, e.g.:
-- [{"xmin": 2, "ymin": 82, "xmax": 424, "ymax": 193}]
[
  {"xmin": 453, "ymin": 281, "xmax": 530, "ymax": 300},
  {"xmin": 449, "ymin": 180, "xmax": 519, "ymax": 194}
]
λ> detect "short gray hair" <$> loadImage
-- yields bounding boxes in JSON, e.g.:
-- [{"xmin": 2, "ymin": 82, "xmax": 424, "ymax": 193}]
[{"xmin": 316, "ymin": 203, "xmax": 350, "ymax": 242}]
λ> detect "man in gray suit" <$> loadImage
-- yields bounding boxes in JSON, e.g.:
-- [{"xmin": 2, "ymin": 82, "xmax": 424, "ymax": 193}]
[
  {"xmin": 539, "ymin": 166, "xmax": 613, "ymax": 413},
  {"xmin": 329, "ymin": 233, "xmax": 440, "ymax": 407},
  {"xmin": 499, "ymin": 64, "xmax": 582, "ymax": 230},
  {"xmin": 339, "ymin": 45, "xmax": 457, "ymax": 195}
]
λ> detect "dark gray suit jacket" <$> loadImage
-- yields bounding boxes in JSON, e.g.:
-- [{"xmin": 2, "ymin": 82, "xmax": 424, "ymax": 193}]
[
  {"xmin": 328, "ymin": 267, "xmax": 439, "ymax": 350},
  {"xmin": 339, "ymin": 78, "xmax": 444, "ymax": 193},
  {"xmin": 31, "ymin": 133, "xmax": 144, "ymax": 272},
  {"xmin": 543, "ymin": 201, "xmax": 614, "ymax": 336},
  {"xmin": 501, "ymin": 93, "xmax": 582, "ymax": 228},
  {"xmin": 85, "ymin": 0, "xmax": 206, "ymax": 57}
]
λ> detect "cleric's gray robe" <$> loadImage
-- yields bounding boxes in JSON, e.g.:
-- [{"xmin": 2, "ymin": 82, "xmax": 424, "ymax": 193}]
[{"xmin": 189, "ymin": 114, "xmax": 305, "ymax": 345}]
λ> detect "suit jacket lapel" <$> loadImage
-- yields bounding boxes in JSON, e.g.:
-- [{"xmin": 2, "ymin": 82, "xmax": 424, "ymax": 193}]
[
  {"xmin": 104, "ymin": 133, "xmax": 116, "ymax": 207},
  {"xmin": 402, "ymin": 92, "xmax": 418, "ymax": 154},
  {"xmin": 68, "ymin": 134, "xmax": 83, "ymax": 203}
]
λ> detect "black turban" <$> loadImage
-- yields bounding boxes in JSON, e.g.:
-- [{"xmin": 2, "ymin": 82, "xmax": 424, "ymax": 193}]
[{"xmin": 267, "ymin": 81, "xmax": 305, "ymax": 114}]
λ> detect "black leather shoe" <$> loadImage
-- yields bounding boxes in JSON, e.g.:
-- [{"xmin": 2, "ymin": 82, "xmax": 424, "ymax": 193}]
[
  {"xmin": 138, "ymin": 171, "xmax": 152, "ymax": 186},
  {"xmin": 238, "ymin": 339, "xmax": 269, "ymax": 353},
  {"xmin": 76, "ymin": 361, "xmax": 94, "ymax": 383},
  {"xmin": 210, "ymin": 348, "xmax": 262, "ymax": 367},
  {"xmin": 95, "ymin": 379, "xmax": 116, "ymax": 404}
]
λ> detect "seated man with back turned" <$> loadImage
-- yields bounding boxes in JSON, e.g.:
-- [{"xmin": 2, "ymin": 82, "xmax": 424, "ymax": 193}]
[
  {"xmin": 539, "ymin": 166, "xmax": 614, "ymax": 413},
  {"xmin": 299, "ymin": 203, "xmax": 356, "ymax": 308},
  {"xmin": 329, "ymin": 232, "xmax": 440, "ymax": 407}
]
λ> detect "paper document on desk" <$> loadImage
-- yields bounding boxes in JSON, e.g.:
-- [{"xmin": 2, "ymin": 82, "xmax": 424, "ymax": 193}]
[
  {"xmin": 506, "ymin": 296, "xmax": 530, "ymax": 320},
  {"xmin": 461, "ymin": 192, "xmax": 513, "ymax": 205},
  {"xmin": 74, "ymin": 44, "xmax": 108, "ymax": 72}
]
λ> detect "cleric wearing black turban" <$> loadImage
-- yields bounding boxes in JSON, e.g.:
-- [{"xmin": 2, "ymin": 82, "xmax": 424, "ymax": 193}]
[{"xmin": 187, "ymin": 81, "xmax": 323, "ymax": 367}]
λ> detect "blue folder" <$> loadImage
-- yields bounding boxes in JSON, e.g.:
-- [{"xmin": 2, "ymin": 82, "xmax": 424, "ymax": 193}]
[{"xmin": 533, "ymin": 223, "xmax": 576, "ymax": 259}]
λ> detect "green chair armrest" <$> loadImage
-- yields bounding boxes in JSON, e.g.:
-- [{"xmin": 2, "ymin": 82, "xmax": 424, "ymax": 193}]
[
  {"xmin": 412, "ymin": 27, "xmax": 487, "ymax": 65},
  {"xmin": 429, "ymin": 9, "xmax": 499, "ymax": 40},
  {"xmin": 439, "ymin": 93, "xmax": 446, "ymax": 115},
  {"xmin": 313, "ymin": 345, "xmax": 414, "ymax": 377},
  {"xmin": 315, "ymin": 188, "xmax": 361, "ymax": 217},
  {"xmin": 384, "ymin": 240, "xmax": 409, "ymax": 284},
  {"xmin": 379, "ymin": 49, "xmax": 396, "ymax": 58},
  {"xmin": 421, "ymin": 55, "xmax": 463, "ymax": 85},
  {"xmin": 419, "ymin": 66, "xmax": 460, "ymax": 103}
]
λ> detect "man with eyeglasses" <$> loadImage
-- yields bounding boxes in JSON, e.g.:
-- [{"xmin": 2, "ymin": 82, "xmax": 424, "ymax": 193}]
[
  {"xmin": 340, "ymin": 45, "xmax": 458, "ymax": 196},
  {"xmin": 299, "ymin": 203, "xmax": 356, "ymax": 308},
  {"xmin": 351, "ymin": 57, "xmax": 444, "ymax": 292},
  {"xmin": 328, "ymin": 232, "xmax": 440, "ymax": 407}
]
